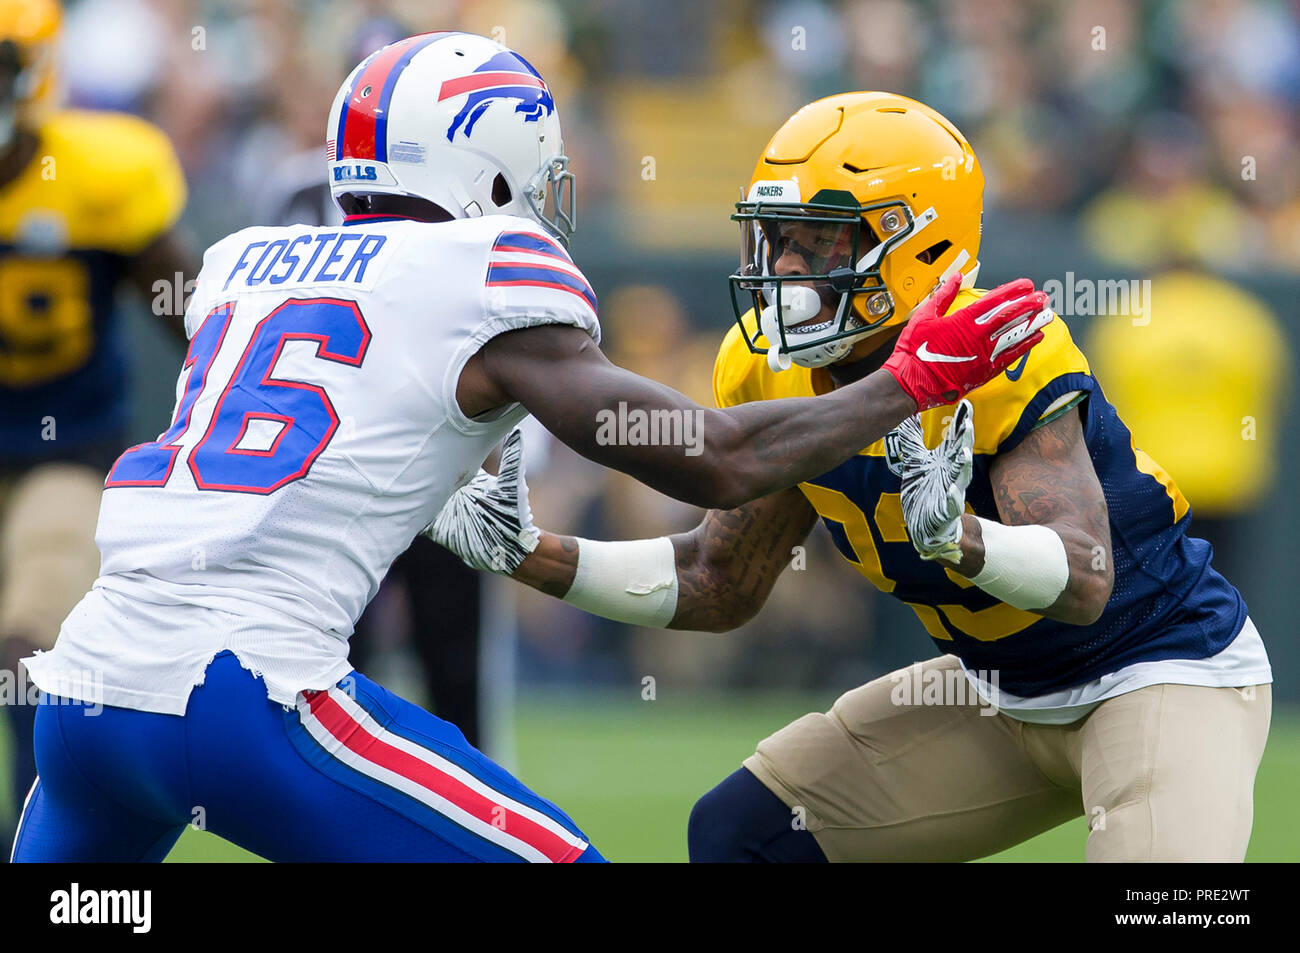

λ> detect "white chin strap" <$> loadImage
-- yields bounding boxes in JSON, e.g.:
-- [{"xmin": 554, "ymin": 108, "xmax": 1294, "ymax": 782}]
[
  {"xmin": 445, "ymin": 179, "xmax": 484, "ymax": 219},
  {"xmin": 938, "ymin": 249, "xmax": 979, "ymax": 292}
]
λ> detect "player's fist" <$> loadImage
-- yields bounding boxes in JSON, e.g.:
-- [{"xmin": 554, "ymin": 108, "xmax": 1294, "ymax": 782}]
[
  {"xmin": 882, "ymin": 273, "xmax": 1054, "ymax": 411},
  {"xmin": 424, "ymin": 427, "xmax": 540, "ymax": 574}
]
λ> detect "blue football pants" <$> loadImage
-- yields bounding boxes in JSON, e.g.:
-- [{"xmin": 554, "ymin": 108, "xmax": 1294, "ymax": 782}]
[{"xmin": 11, "ymin": 651, "xmax": 603, "ymax": 862}]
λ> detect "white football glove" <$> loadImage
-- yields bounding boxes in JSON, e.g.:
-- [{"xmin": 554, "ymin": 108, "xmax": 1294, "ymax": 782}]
[
  {"xmin": 423, "ymin": 427, "xmax": 540, "ymax": 575},
  {"xmin": 886, "ymin": 399, "xmax": 975, "ymax": 563}
]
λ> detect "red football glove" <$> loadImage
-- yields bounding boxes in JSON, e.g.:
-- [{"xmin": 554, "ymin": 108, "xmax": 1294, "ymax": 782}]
[{"xmin": 882, "ymin": 274, "xmax": 1054, "ymax": 411}]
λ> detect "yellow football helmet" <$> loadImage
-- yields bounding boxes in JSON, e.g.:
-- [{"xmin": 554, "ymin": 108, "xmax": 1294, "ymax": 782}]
[
  {"xmin": 730, "ymin": 92, "xmax": 984, "ymax": 370},
  {"xmin": 0, "ymin": 0, "xmax": 62, "ymax": 144}
]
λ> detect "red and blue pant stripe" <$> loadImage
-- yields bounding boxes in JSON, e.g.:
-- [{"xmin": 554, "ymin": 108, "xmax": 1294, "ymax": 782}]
[{"xmin": 10, "ymin": 651, "xmax": 602, "ymax": 862}]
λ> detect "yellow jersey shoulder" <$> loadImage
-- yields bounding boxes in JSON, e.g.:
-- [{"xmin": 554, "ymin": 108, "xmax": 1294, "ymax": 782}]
[
  {"xmin": 712, "ymin": 307, "xmax": 817, "ymax": 408},
  {"xmin": 955, "ymin": 290, "xmax": 1090, "ymax": 454},
  {"xmin": 0, "ymin": 109, "xmax": 186, "ymax": 254}
]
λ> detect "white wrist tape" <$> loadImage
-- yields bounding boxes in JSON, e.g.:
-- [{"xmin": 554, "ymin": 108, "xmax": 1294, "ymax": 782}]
[
  {"xmin": 970, "ymin": 518, "xmax": 1069, "ymax": 611},
  {"xmin": 564, "ymin": 537, "xmax": 679, "ymax": 628}
]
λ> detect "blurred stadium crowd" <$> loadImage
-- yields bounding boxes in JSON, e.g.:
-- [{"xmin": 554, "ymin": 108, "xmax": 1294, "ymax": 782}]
[
  {"xmin": 63, "ymin": 0, "xmax": 1300, "ymax": 261},
  {"xmin": 56, "ymin": 0, "xmax": 1300, "ymax": 696}
]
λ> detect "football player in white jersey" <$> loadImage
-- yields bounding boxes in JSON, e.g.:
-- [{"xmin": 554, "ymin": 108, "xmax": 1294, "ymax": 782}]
[{"xmin": 11, "ymin": 33, "xmax": 1051, "ymax": 862}]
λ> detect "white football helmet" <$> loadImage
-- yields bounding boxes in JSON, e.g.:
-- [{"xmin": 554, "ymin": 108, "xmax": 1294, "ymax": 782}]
[{"xmin": 326, "ymin": 31, "xmax": 574, "ymax": 243}]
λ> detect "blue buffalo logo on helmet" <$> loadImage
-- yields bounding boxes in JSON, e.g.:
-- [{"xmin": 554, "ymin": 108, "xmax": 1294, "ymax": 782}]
[{"xmin": 439, "ymin": 51, "xmax": 555, "ymax": 142}]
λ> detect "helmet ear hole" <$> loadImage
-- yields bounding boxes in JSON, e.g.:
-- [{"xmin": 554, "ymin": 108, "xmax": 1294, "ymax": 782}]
[
  {"xmin": 916, "ymin": 239, "xmax": 952, "ymax": 265},
  {"xmin": 491, "ymin": 173, "xmax": 512, "ymax": 207}
]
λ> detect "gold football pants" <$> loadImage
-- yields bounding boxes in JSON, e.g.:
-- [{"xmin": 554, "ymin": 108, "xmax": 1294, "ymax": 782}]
[{"xmin": 745, "ymin": 654, "xmax": 1271, "ymax": 862}]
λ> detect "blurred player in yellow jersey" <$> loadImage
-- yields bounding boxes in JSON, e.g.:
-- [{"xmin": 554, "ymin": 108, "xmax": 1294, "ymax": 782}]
[
  {"xmin": 1087, "ymin": 270, "xmax": 1291, "ymax": 588},
  {"xmin": 0, "ymin": 0, "xmax": 194, "ymax": 847},
  {"xmin": 435, "ymin": 92, "xmax": 1272, "ymax": 862}
]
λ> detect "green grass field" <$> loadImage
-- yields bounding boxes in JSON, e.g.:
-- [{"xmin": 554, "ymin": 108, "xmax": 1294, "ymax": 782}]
[{"xmin": 7, "ymin": 692, "xmax": 1297, "ymax": 862}]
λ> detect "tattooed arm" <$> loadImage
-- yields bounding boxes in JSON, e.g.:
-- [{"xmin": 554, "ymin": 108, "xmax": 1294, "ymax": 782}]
[
  {"xmin": 512, "ymin": 486, "xmax": 820, "ymax": 632},
  {"xmin": 943, "ymin": 407, "xmax": 1114, "ymax": 625}
]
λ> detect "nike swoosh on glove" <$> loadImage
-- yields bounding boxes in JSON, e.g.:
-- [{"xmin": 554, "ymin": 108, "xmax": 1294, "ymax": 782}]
[
  {"xmin": 882, "ymin": 273, "xmax": 1054, "ymax": 411},
  {"xmin": 424, "ymin": 427, "xmax": 540, "ymax": 575}
]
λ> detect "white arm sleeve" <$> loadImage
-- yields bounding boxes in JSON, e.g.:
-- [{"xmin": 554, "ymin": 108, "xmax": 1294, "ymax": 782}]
[
  {"xmin": 563, "ymin": 537, "xmax": 679, "ymax": 628},
  {"xmin": 969, "ymin": 517, "xmax": 1070, "ymax": 611}
]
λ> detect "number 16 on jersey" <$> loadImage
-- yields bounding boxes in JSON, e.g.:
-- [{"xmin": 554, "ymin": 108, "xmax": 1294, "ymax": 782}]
[{"xmin": 106, "ymin": 297, "xmax": 371, "ymax": 495}]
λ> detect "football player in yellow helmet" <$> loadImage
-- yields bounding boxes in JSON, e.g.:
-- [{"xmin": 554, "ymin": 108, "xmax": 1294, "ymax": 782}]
[
  {"xmin": 434, "ymin": 89, "xmax": 1270, "ymax": 863},
  {"xmin": 0, "ymin": 0, "xmax": 197, "ymax": 849},
  {"xmin": 729, "ymin": 92, "xmax": 985, "ymax": 372}
]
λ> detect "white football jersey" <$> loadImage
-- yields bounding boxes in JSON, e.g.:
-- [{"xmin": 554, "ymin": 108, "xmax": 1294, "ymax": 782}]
[{"xmin": 25, "ymin": 215, "xmax": 599, "ymax": 714}]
